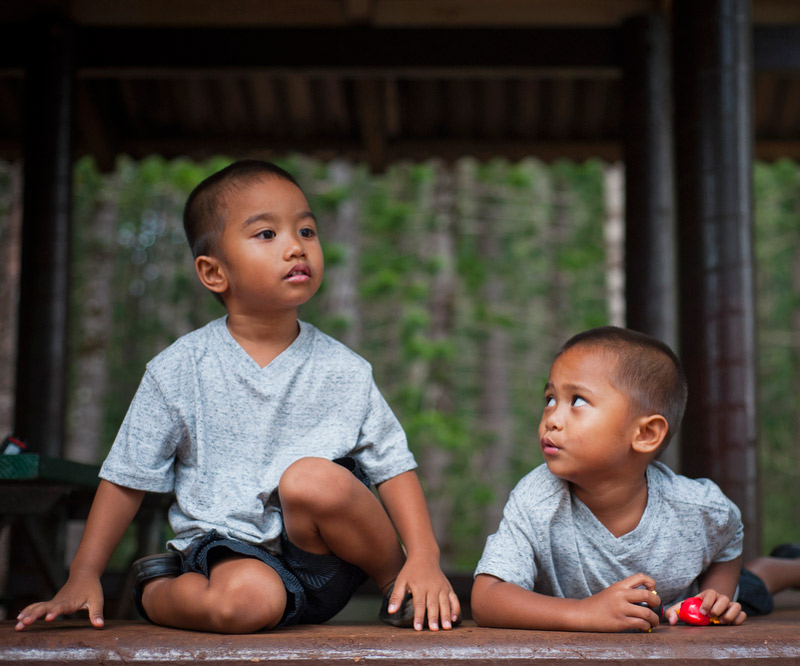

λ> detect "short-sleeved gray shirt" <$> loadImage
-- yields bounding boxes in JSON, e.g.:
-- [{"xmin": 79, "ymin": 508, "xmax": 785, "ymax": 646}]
[
  {"xmin": 475, "ymin": 461, "xmax": 743, "ymax": 608},
  {"xmin": 100, "ymin": 317, "xmax": 416, "ymax": 554}
]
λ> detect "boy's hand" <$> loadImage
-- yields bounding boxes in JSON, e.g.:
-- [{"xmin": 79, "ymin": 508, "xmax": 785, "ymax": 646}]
[
  {"xmin": 577, "ymin": 573, "xmax": 662, "ymax": 632},
  {"xmin": 15, "ymin": 570, "xmax": 105, "ymax": 631},
  {"xmin": 666, "ymin": 588, "xmax": 746, "ymax": 626},
  {"xmin": 386, "ymin": 550, "xmax": 461, "ymax": 631}
]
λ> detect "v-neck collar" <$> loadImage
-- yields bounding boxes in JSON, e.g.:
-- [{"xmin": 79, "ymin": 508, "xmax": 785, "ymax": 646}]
[
  {"xmin": 214, "ymin": 316, "xmax": 313, "ymax": 373},
  {"xmin": 570, "ymin": 466, "xmax": 661, "ymax": 555}
]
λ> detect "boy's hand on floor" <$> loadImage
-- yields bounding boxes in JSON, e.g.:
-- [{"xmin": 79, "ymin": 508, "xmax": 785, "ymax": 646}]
[
  {"xmin": 15, "ymin": 570, "xmax": 105, "ymax": 631},
  {"xmin": 387, "ymin": 551, "xmax": 461, "ymax": 631},
  {"xmin": 577, "ymin": 573, "xmax": 661, "ymax": 633}
]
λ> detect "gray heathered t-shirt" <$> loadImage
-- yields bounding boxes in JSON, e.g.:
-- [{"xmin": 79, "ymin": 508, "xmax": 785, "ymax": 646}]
[
  {"xmin": 475, "ymin": 461, "xmax": 743, "ymax": 608},
  {"xmin": 100, "ymin": 317, "xmax": 416, "ymax": 554}
]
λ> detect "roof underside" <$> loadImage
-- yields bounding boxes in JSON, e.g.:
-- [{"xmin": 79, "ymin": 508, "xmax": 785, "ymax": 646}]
[{"xmin": 2, "ymin": 0, "xmax": 800, "ymax": 169}]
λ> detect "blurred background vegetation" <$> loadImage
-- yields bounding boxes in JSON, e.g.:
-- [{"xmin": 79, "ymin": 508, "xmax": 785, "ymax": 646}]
[{"xmin": 0, "ymin": 155, "xmax": 798, "ymax": 572}]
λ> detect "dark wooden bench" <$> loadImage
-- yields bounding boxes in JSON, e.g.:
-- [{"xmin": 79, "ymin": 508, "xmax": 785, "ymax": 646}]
[
  {"xmin": 2, "ymin": 602, "xmax": 800, "ymax": 666},
  {"xmin": 3, "ymin": 455, "xmax": 799, "ymax": 664}
]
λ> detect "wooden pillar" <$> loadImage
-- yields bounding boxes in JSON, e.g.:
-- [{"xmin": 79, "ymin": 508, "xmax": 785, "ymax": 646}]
[
  {"xmin": 673, "ymin": 0, "xmax": 759, "ymax": 560},
  {"xmin": 621, "ymin": 14, "xmax": 679, "ymax": 470},
  {"xmin": 14, "ymin": 18, "xmax": 75, "ymax": 458}
]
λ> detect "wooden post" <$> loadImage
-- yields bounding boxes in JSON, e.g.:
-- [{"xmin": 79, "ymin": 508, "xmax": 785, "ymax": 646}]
[
  {"xmin": 673, "ymin": 0, "xmax": 760, "ymax": 560},
  {"xmin": 14, "ymin": 18, "xmax": 75, "ymax": 458},
  {"xmin": 621, "ymin": 14, "xmax": 679, "ymax": 471}
]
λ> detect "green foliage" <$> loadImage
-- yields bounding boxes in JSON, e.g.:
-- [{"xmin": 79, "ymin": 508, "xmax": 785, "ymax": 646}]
[
  {"xmin": 753, "ymin": 159, "xmax": 800, "ymax": 550},
  {"xmin": 57, "ymin": 155, "xmax": 800, "ymax": 574},
  {"xmin": 71, "ymin": 155, "xmax": 227, "ymax": 456}
]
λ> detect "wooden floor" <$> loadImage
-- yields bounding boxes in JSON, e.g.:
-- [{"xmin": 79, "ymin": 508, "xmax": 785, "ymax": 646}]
[{"xmin": 3, "ymin": 596, "xmax": 800, "ymax": 666}]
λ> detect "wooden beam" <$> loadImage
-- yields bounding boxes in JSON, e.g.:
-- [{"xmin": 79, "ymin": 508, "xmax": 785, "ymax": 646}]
[
  {"xmin": 355, "ymin": 79, "xmax": 387, "ymax": 170},
  {"xmin": 110, "ymin": 134, "xmax": 622, "ymax": 163},
  {"xmin": 71, "ymin": 27, "xmax": 621, "ymax": 72},
  {"xmin": 76, "ymin": 85, "xmax": 118, "ymax": 171},
  {"xmin": 3, "ymin": 24, "xmax": 800, "ymax": 73},
  {"xmin": 5, "ymin": 0, "xmax": 800, "ymax": 28},
  {"xmin": 2, "ymin": 0, "xmax": 661, "ymax": 27},
  {"xmin": 755, "ymin": 140, "xmax": 800, "ymax": 160}
]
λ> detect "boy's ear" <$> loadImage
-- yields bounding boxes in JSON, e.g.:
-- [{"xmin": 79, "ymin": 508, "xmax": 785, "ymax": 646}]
[
  {"xmin": 195, "ymin": 255, "xmax": 228, "ymax": 296},
  {"xmin": 631, "ymin": 414, "xmax": 669, "ymax": 455}
]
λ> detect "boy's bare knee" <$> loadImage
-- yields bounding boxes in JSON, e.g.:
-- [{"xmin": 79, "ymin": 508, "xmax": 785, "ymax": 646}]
[
  {"xmin": 207, "ymin": 563, "xmax": 286, "ymax": 633},
  {"xmin": 279, "ymin": 457, "xmax": 353, "ymax": 515}
]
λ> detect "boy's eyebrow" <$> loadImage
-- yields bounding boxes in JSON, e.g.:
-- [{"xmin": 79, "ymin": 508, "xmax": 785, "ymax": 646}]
[
  {"xmin": 241, "ymin": 210, "xmax": 317, "ymax": 228},
  {"xmin": 544, "ymin": 380, "xmax": 595, "ymax": 395}
]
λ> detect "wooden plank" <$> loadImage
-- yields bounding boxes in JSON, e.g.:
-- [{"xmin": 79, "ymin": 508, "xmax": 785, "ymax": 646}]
[{"xmin": 2, "ymin": 614, "xmax": 800, "ymax": 665}]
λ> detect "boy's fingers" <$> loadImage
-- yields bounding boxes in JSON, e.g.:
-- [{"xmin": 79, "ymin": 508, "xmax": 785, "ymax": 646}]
[
  {"xmin": 16, "ymin": 601, "xmax": 58, "ymax": 630},
  {"xmin": 426, "ymin": 595, "xmax": 440, "ymax": 631},
  {"xmin": 428, "ymin": 590, "xmax": 450, "ymax": 631},
  {"xmin": 440, "ymin": 589, "xmax": 461, "ymax": 629},
  {"xmin": 450, "ymin": 590, "xmax": 462, "ymax": 625},
  {"xmin": 632, "ymin": 588, "xmax": 661, "ymax": 607},
  {"xmin": 665, "ymin": 603, "xmax": 680, "ymax": 625},
  {"xmin": 88, "ymin": 597, "xmax": 105, "ymax": 628},
  {"xmin": 413, "ymin": 596, "xmax": 427, "ymax": 631},
  {"xmin": 709, "ymin": 595, "xmax": 731, "ymax": 618},
  {"xmin": 621, "ymin": 572, "xmax": 656, "ymax": 591},
  {"xmin": 717, "ymin": 601, "xmax": 742, "ymax": 624},
  {"xmin": 387, "ymin": 580, "xmax": 408, "ymax": 614}
]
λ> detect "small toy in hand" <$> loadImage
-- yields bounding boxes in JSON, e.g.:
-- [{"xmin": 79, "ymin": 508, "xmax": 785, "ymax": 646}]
[
  {"xmin": 638, "ymin": 590, "xmax": 664, "ymax": 632},
  {"xmin": 638, "ymin": 589, "xmax": 664, "ymax": 620},
  {"xmin": 678, "ymin": 596, "xmax": 720, "ymax": 626}
]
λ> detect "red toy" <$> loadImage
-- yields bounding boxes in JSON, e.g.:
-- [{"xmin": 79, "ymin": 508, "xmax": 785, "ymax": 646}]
[{"xmin": 678, "ymin": 596, "xmax": 720, "ymax": 626}]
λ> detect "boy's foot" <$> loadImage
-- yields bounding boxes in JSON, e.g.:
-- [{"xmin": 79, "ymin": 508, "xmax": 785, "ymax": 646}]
[
  {"xmin": 131, "ymin": 552, "xmax": 182, "ymax": 622},
  {"xmin": 770, "ymin": 543, "xmax": 800, "ymax": 559},
  {"xmin": 378, "ymin": 583, "xmax": 416, "ymax": 628}
]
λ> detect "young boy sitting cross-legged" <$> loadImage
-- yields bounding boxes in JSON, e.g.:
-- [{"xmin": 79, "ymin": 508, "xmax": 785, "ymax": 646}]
[
  {"xmin": 472, "ymin": 326, "xmax": 800, "ymax": 632},
  {"xmin": 16, "ymin": 160, "xmax": 461, "ymax": 634}
]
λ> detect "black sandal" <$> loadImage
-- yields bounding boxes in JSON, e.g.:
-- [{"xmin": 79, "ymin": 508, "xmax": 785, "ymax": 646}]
[
  {"xmin": 770, "ymin": 543, "xmax": 800, "ymax": 559},
  {"xmin": 130, "ymin": 552, "xmax": 182, "ymax": 622},
  {"xmin": 378, "ymin": 583, "xmax": 416, "ymax": 627}
]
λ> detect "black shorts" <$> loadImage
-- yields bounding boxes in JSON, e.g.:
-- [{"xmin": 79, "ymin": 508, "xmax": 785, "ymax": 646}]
[
  {"xmin": 738, "ymin": 567, "xmax": 774, "ymax": 616},
  {"xmin": 180, "ymin": 457, "xmax": 370, "ymax": 627}
]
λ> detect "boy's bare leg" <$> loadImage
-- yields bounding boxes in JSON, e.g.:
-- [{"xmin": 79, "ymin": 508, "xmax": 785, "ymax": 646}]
[
  {"xmin": 279, "ymin": 457, "xmax": 406, "ymax": 594},
  {"xmin": 141, "ymin": 555, "xmax": 287, "ymax": 633},
  {"xmin": 746, "ymin": 556, "xmax": 800, "ymax": 595}
]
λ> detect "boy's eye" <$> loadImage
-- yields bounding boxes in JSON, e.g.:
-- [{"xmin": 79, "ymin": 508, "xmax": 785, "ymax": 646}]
[
  {"xmin": 258, "ymin": 229, "xmax": 276, "ymax": 240},
  {"xmin": 545, "ymin": 396, "xmax": 556, "ymax": 407},
  {"xmin": 572, "ymin": 396, "xmax": 588, "ymax": 407},
  {"xmin": 300, "ymin": 227, "xmax": 317, "ymax": 238}
]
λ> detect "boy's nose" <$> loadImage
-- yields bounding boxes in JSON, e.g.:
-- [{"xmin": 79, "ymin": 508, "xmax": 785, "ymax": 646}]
[
  {"xmin": 543, "ymin": 409, "xmax": 564, "ymax": 431},
  {"xmin": 284, "ymin": 237, "xmax": 306, "ymax": 259}
]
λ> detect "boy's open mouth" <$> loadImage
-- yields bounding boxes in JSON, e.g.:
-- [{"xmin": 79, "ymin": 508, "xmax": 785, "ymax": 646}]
[{"xmin": 284, "ymin": 264, "xmax": 311, "ymax": 282}]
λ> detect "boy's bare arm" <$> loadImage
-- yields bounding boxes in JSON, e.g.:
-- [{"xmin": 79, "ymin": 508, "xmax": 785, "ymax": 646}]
[
  {"xmin": 666, "ymin": 556, "xmax": 745, "ymax": 625},
  {"xmin": 376, "ymin": 470, "xmax": 461, "ymax": 631},
  {"xmin": 15, "ymin": 479, "xmax": 146, "ymax": 631},
  {"xmin": 472, "ymin": 572, "xmax": 662, "ymax": 633}
]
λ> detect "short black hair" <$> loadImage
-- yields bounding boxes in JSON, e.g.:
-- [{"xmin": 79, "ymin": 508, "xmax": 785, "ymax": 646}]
[
  {"xmin": 557, "ymin": 326, "xmax": 688, "ymax": 449},
  {"xmin": 183, "ymin": 159, "xmax": 301, "ymax": 260}
]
